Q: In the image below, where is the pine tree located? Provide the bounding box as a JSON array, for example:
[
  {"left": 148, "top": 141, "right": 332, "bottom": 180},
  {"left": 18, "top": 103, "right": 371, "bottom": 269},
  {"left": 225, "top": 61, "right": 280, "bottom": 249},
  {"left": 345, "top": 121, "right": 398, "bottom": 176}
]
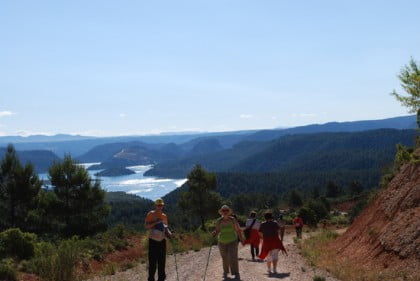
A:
[
  {"left": 0, "top": 145, "right": 41, "bottom": 231},
  {"left": 178, "top": 165, "right": 222, "bottom": 230},
  {"left": 391, "top": 57, "right": 420, "bottom": 115},
  {"left": 289, "top": 189, "right": 303, "bottom": 208},
  {"left": 326, "top": 181, "right": 341, "bottom": 198},
  {"left": 49, "top": 155, "right": 110, "bottom": 236}
]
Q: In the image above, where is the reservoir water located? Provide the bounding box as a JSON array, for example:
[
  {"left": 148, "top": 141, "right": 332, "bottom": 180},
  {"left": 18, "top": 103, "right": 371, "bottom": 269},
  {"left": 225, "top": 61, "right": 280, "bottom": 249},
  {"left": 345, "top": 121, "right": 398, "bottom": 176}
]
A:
[{"left": 39, "top": 163, "right": 187, "bottom": 200}]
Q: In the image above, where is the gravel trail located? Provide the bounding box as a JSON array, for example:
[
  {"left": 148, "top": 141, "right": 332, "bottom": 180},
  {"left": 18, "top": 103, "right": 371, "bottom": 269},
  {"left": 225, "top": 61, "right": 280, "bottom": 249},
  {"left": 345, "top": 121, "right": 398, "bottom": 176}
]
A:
[{"left": 87, "top": 230, "right": 341, "bottom": 281}]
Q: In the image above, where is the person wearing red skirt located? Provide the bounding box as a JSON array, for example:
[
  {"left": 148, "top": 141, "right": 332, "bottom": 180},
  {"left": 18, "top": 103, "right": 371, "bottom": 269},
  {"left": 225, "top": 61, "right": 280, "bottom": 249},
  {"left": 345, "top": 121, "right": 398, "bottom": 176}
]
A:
[{"left": 258, "top": 211, "right": 287, "bottom": 274}]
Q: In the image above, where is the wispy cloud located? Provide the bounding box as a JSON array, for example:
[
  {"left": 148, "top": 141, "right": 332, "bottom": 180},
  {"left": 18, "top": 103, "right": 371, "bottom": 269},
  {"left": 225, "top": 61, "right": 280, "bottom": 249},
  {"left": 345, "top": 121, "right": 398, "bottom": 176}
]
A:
[
  {"left": 14, "top": 130, "right": 55, "bottom": 137},
  {"left": 240, "top": 114, "right": 253, "bottom": 119},
  {"left": 0, "top": 111, "right": 16, "bottom": 117},
  {"left": 292, "top": 113, "right": 317, "bottom": 118},
  {"left": 119, "top": 113, "right": 127, "bottom": 118}
]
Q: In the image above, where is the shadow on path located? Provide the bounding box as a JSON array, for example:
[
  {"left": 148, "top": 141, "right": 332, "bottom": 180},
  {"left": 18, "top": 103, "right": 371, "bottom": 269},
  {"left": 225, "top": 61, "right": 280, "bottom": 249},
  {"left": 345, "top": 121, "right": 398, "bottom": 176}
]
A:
[{"left": 265, "top": 272, "right": 291, "bottom": 279}]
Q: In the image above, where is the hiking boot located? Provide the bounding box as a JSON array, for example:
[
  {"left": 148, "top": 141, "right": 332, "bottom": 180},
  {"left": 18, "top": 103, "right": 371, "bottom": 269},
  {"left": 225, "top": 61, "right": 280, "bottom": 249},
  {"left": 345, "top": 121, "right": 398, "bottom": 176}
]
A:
[
  {"left": 223, "top": 272, "right": 228, "bottom": 279},
  {"left": 234, "top": 273, "right": 240, "bottom": 280}
]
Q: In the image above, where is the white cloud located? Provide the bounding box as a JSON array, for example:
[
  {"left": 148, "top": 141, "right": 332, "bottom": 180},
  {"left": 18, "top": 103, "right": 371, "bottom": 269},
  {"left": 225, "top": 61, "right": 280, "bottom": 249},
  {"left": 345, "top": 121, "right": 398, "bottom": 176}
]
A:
[
  {"left": 119, "top": 113, "right": 127, "bottom": 118},
  {"left": 14, "top": 130, "right": 55, "bottom": 137},
  {"left": 240, "top": 114, "right": 253, "bottom": 119},
  {"left": 0, "top": 111, "right": 16, "bottom": 117},
  {"left": 292, "top": 113, "right": 317, "bottom": 118}
]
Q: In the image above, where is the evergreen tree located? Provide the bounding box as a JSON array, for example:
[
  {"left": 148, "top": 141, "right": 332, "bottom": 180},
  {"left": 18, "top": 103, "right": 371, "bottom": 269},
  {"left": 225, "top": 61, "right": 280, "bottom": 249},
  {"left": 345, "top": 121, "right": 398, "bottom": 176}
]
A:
[
  {"left": 326, "top": 181, "right": 341, "bottom": 198},
  {"left": 49, "top": 155, "right": 110, "bottom": 236},
  {"left": 391, "top": 57, "right": 420, "bottom": 147},
  {"left": 288, "top": 189, "right": 303, "bottom": 208},
  {"left": 298, "top": 207, "right": 317, "bottom": 227},
  {"left": 311, "top": 187, "right": 320, "bottom": 199},
  {"left": 349, "top": 180, "right": 364, "bottom": 195},
  {"left": 178, "top": 165, "right": 222, "bottom": 230},
  {"left": 0, "top": 145, "right": 41, "bottom": 231},
  {"left": 391, "top": 57, "right": 420, "bottom": 115},
  {"left": 305, "top": 199, "right": 329, "bottom": 222}
]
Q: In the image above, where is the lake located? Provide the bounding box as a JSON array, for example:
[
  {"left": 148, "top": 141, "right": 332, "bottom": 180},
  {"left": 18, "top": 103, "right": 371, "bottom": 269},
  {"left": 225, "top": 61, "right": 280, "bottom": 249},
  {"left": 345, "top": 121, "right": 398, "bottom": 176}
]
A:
[{"left": 39, "top": 163, "right": 187, "bottom": 200}]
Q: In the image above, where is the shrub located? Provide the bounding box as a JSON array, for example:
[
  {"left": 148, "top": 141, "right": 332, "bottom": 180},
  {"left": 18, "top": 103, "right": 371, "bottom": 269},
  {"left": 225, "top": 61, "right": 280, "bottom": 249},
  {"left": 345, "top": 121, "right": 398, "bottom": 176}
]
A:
[
  {"left": 313, "top": 276, "right": 326, "bottom": 281},
  {"left": 0, "top": 228, "right": 37, "bottom": 260},
  {"left": 33, "top": 237, "right": 81, "bottom": 281},
  {"left": 0, "top": 259, "right": 17, "bottom": 281},
  {"left": 298, "top": 207, "right": 317, "bottom": 227},
  {"left": 329, "top": 214, "right": 349, "bottom": 225},
  {"left": 306, "top": 200, "right": 329, "bottom": 222}
]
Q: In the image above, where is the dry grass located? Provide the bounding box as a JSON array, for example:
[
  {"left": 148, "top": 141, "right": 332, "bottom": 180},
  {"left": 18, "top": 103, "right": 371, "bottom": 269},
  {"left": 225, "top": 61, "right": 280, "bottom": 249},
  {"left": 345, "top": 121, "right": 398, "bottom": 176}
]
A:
[{"left": 299, "top": 229, "right": 417, "bottom": 281}]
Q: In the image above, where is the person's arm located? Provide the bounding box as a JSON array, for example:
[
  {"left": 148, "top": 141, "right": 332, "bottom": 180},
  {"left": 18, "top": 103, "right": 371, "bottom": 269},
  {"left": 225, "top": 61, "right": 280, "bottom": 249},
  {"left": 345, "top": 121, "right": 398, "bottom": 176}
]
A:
[
  {"left": 233, "top": 219, "right": 244, "bottom": 241},
  {"left": 258, "top": 227, "right": 264, "bottom": 239},
  {"left": 212, "top": 220, "right": 221, "bottom": 237},
  {"left": 144, "top": 213, "right": 162, "bottom": 229}
]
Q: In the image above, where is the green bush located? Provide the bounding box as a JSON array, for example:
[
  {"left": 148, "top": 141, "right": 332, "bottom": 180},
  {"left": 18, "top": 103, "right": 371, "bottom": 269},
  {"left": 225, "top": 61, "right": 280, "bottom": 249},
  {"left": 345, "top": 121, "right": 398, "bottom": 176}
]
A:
[
  {"left": 33, "top": 238, "right": 81, "bottom": 281},
  {"left": 313, "top": 276, "right": 326, "bottom": 281},
  {"left": 306, "top": 200, "right": 329, "bottom": 222},
  {"left": 298, "top": 207, "right": 317, "bottom": 227},
  {"left": 0, "top": 228, "right": 37, "bottom": 260},
  {"left": 0, "top": 259, "right": 17, "bottom": 281},
  {"left": 329, "top": 214, "right": 349, "bottom": 225}
]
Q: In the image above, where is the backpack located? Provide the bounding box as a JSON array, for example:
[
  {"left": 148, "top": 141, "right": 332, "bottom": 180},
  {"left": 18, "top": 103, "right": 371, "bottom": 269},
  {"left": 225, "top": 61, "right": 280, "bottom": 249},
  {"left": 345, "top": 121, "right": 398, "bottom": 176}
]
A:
[{"left": 244, "top": 219, "right": 256, "bottom": 239}]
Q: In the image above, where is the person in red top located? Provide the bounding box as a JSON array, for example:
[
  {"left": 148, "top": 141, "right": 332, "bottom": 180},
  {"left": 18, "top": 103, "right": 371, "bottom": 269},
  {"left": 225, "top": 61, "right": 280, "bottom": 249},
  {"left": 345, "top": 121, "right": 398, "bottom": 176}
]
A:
[
  {"left": 145, "top": 198, "right": 171, "bottom": 281},
  {"left": 293, "top": 215, "right": 304, "bottom": 239}
]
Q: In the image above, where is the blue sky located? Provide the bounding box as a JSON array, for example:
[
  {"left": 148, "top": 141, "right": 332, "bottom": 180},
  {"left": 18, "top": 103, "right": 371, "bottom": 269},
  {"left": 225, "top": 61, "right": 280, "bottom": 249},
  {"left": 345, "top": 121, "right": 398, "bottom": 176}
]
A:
[{"left": 1, "top": 1, "right": 419, "bottom": 136}]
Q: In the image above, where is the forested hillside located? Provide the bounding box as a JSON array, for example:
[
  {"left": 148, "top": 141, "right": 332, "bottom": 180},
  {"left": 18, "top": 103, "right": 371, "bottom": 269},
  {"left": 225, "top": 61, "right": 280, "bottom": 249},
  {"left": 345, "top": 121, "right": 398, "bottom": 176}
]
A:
[{"left": 146, "top": 129, "right": 416, "bottom": 178}]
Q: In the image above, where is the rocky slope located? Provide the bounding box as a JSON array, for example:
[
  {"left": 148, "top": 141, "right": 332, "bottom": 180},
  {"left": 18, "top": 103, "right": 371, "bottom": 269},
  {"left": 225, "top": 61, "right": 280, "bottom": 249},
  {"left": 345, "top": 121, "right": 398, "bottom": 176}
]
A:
[{"left": 330, "top": 147, "right": 420, "bottom": 279}]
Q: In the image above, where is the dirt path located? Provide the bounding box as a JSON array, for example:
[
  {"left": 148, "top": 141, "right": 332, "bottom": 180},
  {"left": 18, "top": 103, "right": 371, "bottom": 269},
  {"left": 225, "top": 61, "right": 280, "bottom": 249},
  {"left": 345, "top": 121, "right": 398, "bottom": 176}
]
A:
[{"left": 87, "top": 229, "right": 341, "bottom": 281}]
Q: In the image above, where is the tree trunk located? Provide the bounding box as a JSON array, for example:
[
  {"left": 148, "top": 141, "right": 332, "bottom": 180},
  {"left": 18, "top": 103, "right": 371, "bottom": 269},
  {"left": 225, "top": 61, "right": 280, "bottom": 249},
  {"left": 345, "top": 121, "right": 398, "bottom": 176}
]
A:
[{"left": 200, "top": 215, "right": 206, "bottom": 231}]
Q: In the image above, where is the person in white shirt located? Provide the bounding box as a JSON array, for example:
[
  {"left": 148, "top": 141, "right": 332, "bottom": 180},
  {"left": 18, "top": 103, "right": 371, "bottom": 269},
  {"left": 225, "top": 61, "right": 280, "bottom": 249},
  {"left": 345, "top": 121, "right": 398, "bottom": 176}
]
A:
[{"left": 245, "top": 211, "right": 261, "bottom": 261}]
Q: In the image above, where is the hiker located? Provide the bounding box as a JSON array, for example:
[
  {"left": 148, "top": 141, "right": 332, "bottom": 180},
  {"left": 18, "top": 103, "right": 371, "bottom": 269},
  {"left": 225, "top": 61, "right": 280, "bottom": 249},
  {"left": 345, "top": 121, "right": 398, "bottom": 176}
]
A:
[
  {"left": 277, "top": 214, "right": 286, "bottom": 241},
  {"left": 212, "top": 205, "right": 244, "bottom": 280},
  {"left": 243, "top": 211, "right": 261, "bottom": 261},
  {"left": 293, "top": 215, "right": 304, "bottom": 239},
  {"left": 145, "top": 198, "right": 172, "bottom": 281},
  {"left": 259, "top": 211, "right": 287, "bottom": 275}
]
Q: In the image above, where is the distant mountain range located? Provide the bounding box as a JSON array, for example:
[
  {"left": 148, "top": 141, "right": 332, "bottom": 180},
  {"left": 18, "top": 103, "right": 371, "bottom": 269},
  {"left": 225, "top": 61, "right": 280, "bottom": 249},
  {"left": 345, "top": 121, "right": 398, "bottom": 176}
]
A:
[
  {"left": 0, "top": 115, "right": 416, "bottom": 157},
  {"left": 0, "top": 115, "right": 417, "bottom": 176}
]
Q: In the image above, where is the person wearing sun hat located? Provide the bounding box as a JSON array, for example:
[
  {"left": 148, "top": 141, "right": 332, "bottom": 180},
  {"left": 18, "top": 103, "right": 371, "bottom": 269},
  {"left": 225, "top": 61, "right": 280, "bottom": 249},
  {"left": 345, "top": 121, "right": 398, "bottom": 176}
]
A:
[
  {"left": 212, "top": 205, "right": 244, "bottom": 280},
  {"left": 145, "top": 198, "right": 171, "bottom": 281}
]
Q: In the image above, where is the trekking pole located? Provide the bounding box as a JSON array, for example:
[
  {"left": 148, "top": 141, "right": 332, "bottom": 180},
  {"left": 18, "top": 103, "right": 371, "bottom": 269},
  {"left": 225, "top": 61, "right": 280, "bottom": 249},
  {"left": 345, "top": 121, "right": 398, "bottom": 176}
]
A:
[
  {"left": 202, "top": 236, "right": 216, "bottom": 281},
  {"left": 169, "top": 237, "right": 180, "bottom": 281}
]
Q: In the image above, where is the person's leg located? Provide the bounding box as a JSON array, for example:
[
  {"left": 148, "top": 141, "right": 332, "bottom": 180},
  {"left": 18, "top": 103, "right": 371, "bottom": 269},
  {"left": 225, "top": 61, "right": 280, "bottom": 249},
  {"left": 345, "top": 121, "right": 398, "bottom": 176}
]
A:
[
  {"left": 250, "top": 245, "right": 255, "bottom": 260},
  {"left": 148, "top": 239, "right": 157, "bottom": 281},
  {"left": 266, "top": 250, "right": 272, "bottom": 273},
  {"left": 218, "top": 242, "right": 230, "bottom": 275},
  {"left": 271, "top": 249, "right": 279, "bottom": 273},
  {"left": 266, "top": 261, "right": 272, "bottom": 273},
  {"left": 228, "top": 241, "right": 239, "bottom": 276},
  {"left": 157, "top": 239, "right": 166, "bottom": 281}
]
